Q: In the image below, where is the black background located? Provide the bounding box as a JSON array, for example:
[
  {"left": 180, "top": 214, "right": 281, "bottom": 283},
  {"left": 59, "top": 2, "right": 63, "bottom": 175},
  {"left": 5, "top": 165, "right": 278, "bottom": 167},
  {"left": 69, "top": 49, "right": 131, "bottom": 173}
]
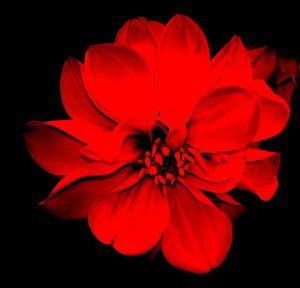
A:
[{"left": 14, "top": 1, "right": 299, "bottom": 286}]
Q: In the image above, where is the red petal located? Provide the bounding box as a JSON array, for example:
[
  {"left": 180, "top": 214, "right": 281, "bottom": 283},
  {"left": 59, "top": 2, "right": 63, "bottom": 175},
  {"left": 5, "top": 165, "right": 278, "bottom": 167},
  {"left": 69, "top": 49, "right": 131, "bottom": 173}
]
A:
[
  {"left": 165, "top": 125, "right": 187, "bottom": 152},
  {"left": 60, "top": 57, "right": 116, "bottom": 129},
  {"left": 276, "top": 81, "right": 296, "bottom": 104},
  {"left": 82, "top": 138, "right": 142, "bottom": 163},
  {"left": 81, "top": 118, "right": 156, "bottom": 162},
  {"left": 115, "top": 17, "right": 163, "bottom": 70},
  {"left": 42, "top": 164, "right": 142, "bottom": 219},
  {"left": 44, "top": 120, "right": 110, "bottom": 144},
  {"left": 24, "top": 121, "right": 90, "bottom": 176},
  {"left": 209, "top": 36, "right": 252, "bottom": 90},
  {"left": 186, "top": 153, "right": 245, "bottom": 193},
  {"left": 214, "top": 193, "right": 245, "bottom": 222},
  {"left": 276, "top": 56, "right": 298, "bottom": 85},
  {"left": 244, "top": 147, "right": 276, "bottom": 162},
  {"left": 247, "top": 46, "right": 276, "bottom": 80},
  {"left": 156, "top": 14, "right": 210, "bottom": 129},
  {"left": 46, "top": 119, "right": 147, "bottom": 164},
  {"left": 82, "top": 44, "right": 156, "bottom": 121},
  {"left": 116, "top": 17, "right": 163, "bottom": 45},
  {"left": 177, "top": 179, "right": 216, "bottom": 206},
  {"left": 247, "top": 46, "right": 268, "bottom": 63},
  {"left": 237, "top": 152, "right": 280, "bottom": 201},
  {"left": 186, "top": 87, "right": 259, "bottom": 152},
  {"left": 252, "top": 80, "right": 290, "bottom": 141},
  {"left": 215, "top": 193, "right": 241, "bottom": 206},
  {"left": 42, "top": 120, "right": 135, "bottom": 164},
  {"left": 46, "top": 161, "right": 128, "bottom": 197},
  {"left": 187, "top": 151, "right": 245, "bottom": 182},
  {"left": 88, "top": 177, "right": 169, "bottom": 255},
  {"left": 275, "top": 56, "right": 298, "bottom": 103},
  {"left": 46, "top": 119, "right": 139, "bottom": 162},
  {"left": 142, "top": 18, "right": 164, "bottom": 42},
  {"left": 161, "top": 183, "right": 232, "bottom": 273}
]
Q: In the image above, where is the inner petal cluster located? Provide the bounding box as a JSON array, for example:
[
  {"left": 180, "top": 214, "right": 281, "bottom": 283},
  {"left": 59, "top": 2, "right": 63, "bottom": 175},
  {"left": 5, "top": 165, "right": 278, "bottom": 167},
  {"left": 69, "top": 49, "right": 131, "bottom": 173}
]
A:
[{"left": 137, "top": 138, "right": 195, "bottom": 185}]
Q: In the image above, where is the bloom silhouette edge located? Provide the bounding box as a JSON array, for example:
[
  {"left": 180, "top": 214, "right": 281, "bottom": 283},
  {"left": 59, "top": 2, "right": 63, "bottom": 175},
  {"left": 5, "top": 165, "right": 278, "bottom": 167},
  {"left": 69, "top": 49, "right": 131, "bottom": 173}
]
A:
[{"left": 24, "top": 14, "right": 292, "bottom": 273}]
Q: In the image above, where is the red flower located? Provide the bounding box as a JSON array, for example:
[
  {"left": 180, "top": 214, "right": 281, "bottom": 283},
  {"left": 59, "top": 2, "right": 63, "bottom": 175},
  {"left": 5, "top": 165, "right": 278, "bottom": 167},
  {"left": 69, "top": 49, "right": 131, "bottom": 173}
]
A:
[{"left": 24, "top": 15, "right": 290, "bottom": 273}]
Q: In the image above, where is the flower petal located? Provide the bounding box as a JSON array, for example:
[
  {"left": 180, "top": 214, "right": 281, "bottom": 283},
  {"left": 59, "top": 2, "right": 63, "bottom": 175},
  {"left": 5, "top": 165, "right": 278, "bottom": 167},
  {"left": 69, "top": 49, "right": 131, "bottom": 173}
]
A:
[
  {"left": 275, "top": 56, "right": 298, "bottom": 103},
  {"left": 42, "top": 120, "right": 138, "bottom": 163},
  {"left": 161, "top": 183, "right": 232, "bottom": 273},
  {"left": 214, "top": 193, "right": 245, "bottom": 222},
  {"left": 81, "top": 118, "right": 156, "bottom": 162},
  {"left": 24, "top": 121, "right": 91, "bottom": 176},
  {"left": 46, "top": 161, "right": 128, "bottom": 197},
  {"left": 115, "top": 17, "right": 163, "bottom": 70},
  {"left": 252, "top": 80, "right": 290, "bottom": 141},
  {"left": 187, "top": 150, "right": 246, "bottom": 182},
  {"left": 45, "top": 119, "right": 147, "bottom": 164},
  {"left": 237, "top": 152, "right": 280, "bottom": 201},
  {"left": 215, "top": 193, "right": 241, "bottom": 206},
  {"left": 165, "top": 124, "right": 187, "bottom": 152},
  {"left": 276, "top": 56, "right": 298, "bottom": 85},
  {"left": 156, "top": 14, "right": 210, "bottom": 130},
  {"left": 60, "top": 57, "right": 116, "bottom": 129},
  {"left": 82, "top": 44, "right": 156, "bottom": 121},
  {"left": 244, "top": 147, "right": 276, "bottom": 162},
  {"left": 247, "top": 46, "right": 268, "bottom": 63},
  {"left": 209, "top": 35, "right": 252, "bottom": 90},
  {"left": 186, "top": 153, "right": 245, "bottom": 193},
  {"left": 186, "top": 87, "right": 259, "bottom": 152},
  {"left": 42, "top": 164, "right": 142, "bottom": 219},
  {"left": 88, "top": 177, "right": 169, "bottom": 255},
  {"left": 276, "top": 81, "right": 296, "bottom": 104},
  {"left": 44, "top": 120, "right": 110, "bottom": 144},
  {"left": 247, "top": 46, "right": 276, "bottom": 80},
  {"left": 143, "top": 18, "right": 164, "bottom": 42}
]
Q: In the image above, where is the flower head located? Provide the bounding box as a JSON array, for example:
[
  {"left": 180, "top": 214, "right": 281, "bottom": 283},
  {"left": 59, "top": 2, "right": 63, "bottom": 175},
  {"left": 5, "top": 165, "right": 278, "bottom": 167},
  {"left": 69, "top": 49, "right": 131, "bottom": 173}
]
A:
[{"left": 24, "top": 15, "right": 290, "bottom": 273}]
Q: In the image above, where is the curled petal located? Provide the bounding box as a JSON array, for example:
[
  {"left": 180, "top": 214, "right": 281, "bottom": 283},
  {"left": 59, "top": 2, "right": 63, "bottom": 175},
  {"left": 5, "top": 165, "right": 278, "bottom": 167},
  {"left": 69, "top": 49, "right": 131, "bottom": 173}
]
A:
[
  {"left": 45, "top": 161, "right": 128, "bottom": 198},
  {"left": 88, "top": 177, "right": 169, "bottom": 255},
  {"left": 186, "top": 87, "right": 259, "bottom": 152},
  {"left": 244, "top": 147, "right": 276, "bottom": 162},
  {"left": 24, "top": 121, "right": 91, "bottom": 176},
  {"left": 82, "top": 44, "right": 156, "bottom": 121},
  {"left": 247, "top": 46, "right": 276, "bottom": 80},
  {"left": 82, "top": 118, "right": 156, "bottom": 162},
  {"left": 38, "top": 120, "right": 138, "bottom": 163},
  {"left": 186, "top": 153, "right": 245, "bottom": 193},
  {"left": 44, "top": 120, "right": 110, "bottom": 144},
  {"left": 162, "top": 183, "right": 232, "bottom": 273},
  {"left": 187, "top": 151, "right": 245, "bottom": 182},
  {"left": 41, "top": 164, "right": 142, "bottom": 219},
  {"left": 165, "top": 125, "right": 187, "bottom": 152},
  {"left": 252, "top": 80, "right": 290, "bottom": 141},
  {"left": 238, "top": 152, "right": 280, "bottom": 201},
  {"left": 115, "top": 17, "right": 163, "bottom": 70},
  {"left": 247, "top": 46, "right": 268, "bottom": 63},
  {"left": 214, "top": 193, "right": 245, "bottom": 222},
  {"left": 275, "top": 57, "right": 298, "bottom": 103},
  {"left": 60, "top": 57, "right": 116, "bottom": 129},
  {"left": 276, "top": 81, "right": 296, "bottom": 104},
  {"left": 276, "top": 56, "right": 298, "bottom": 85}
]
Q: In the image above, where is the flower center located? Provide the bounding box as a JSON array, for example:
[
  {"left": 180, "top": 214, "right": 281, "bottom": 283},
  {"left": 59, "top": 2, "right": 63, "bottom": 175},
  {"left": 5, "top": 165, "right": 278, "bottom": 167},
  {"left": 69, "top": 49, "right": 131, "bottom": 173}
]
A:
[{"left": 137, "top": 138, "right": 194, "bottom": 185}]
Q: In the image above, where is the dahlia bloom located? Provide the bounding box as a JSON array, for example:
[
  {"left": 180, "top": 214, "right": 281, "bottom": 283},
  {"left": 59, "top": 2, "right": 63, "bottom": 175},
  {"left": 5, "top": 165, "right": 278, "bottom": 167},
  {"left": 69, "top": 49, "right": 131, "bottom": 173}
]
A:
[{"left": 24, "top": 15, "right": 290, "bottom": 273}]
